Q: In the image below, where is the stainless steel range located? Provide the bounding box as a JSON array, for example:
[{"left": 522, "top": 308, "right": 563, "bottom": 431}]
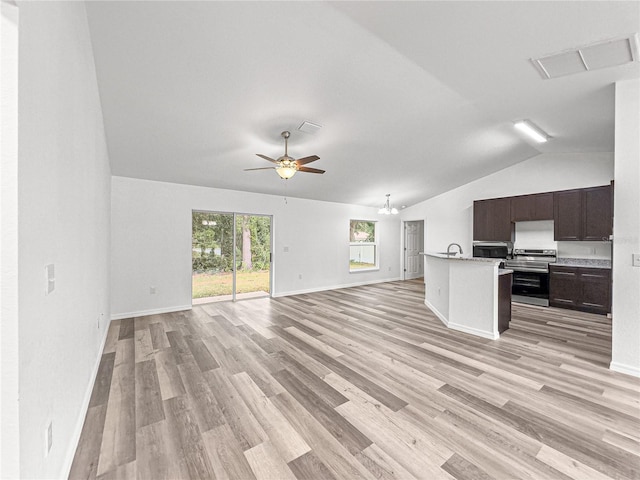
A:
[{"left": 504, "top": 248, "right": 557, "bottom": 306}]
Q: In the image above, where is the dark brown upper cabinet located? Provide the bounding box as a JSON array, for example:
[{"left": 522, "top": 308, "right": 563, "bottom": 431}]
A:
[
  {"left": 554, "top": 185, "right": 612, "bottom": 241},
  {"left": 473, "top": 197, "right": 514, "bottom": 241},
  {"left": 583, "top": 185, "right": 613, "bottom": 241},
  {"left": 510, "top": 192, "right": 554, "bottom": 222},
  {"left": 553, "top": 190, "right": 582, "bottom": 240}
]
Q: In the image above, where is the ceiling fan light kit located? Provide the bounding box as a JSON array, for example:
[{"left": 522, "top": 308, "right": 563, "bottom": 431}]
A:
[
  {"left": 246, "top": 130, "right": 325, "bottom": 180},
  {"left": 378, "top": 194, "right": 399, "bottom": 215}
]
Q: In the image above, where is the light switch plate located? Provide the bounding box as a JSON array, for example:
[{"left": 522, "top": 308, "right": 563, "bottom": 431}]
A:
[{"left": 633, "top": 254, "right": 640, "bottom": 267}]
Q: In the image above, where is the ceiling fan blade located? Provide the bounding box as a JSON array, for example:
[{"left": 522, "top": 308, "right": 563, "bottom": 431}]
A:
[
  {"left": 295, "top": 155, "right": 320, "bottom": 166},
  {"left": 298, "top": 166, "right": 325, "bottom": 174},
  {"left": 256, "top": 154, "right": 278, "bottom": 163},
  {"left": 244, "top": 167, "right": 276, "bottom": 171}
]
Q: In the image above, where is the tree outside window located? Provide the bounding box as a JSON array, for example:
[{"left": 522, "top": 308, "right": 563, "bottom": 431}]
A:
[{"left": 349, "top": 220, "right": 378, "bottom": 272}]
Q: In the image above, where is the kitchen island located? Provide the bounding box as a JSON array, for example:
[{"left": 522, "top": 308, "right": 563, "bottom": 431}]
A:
[{"left": 422, "top": 252, "right": 512, "bottom": 339}]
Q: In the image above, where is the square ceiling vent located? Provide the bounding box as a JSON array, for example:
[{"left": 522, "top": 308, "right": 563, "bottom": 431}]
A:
[{"left": 531, "top": 34, "right": 639, "bottom": 79}]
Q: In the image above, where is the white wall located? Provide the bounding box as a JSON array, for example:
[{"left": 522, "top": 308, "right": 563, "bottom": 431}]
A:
[
  {"left": 1, "top": 2, "right": 20, "bottom": 478},
  {"left": 17, "top": 3, "right": 112, "bottom": 478},
  {"left": 514, "top": 220, "right": 611, "bottom": 260},
  {"left": 111, "top": 176, "right": 402, "bottom": 318},
  {"left": 611, "top": 79, "right": 640, "bottom": 377},
  {"left": 401, "top": 152, "right": 614, "bottom": 253}
]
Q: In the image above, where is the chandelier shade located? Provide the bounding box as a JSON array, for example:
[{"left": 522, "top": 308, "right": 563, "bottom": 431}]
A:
[{"left": 378, "top": 194, "right": 398, "bottom": 215}]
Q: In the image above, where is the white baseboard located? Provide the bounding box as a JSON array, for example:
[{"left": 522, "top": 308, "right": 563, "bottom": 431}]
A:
[
  {"left": 110, "top": 304, "right": 192, "bottom": 320},
  {"left": 273, "top": 277, "right": 402, "bottom": 298},
  {"left": 447, "top": 321, "right": 499, "bottom": 340},
  {"left": 424, "top": 299, "right": 448, "bottom": 327},
  {"left": 610, "top": 361, "right": 640, "bottom": 378},
  {"left": 425, "top": 299, "right": 498, "bottom": 340},
  {"left": 60, "top": 319, "right": 111, "bottom": 479}
]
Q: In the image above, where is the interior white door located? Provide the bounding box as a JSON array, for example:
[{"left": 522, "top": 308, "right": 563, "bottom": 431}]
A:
[{"left": 404, "top": 221, "right": 424, "bottom": 280}]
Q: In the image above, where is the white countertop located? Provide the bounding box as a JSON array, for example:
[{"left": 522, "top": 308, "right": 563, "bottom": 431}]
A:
[{"left": 421, "top": 252, "right": 501, "bottom": 264}]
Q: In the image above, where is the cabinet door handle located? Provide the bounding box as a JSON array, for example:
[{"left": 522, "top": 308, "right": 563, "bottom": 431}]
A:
[
  {"left": 583, "top": 302, "right": 604, "bottom": 307},
  {"left": 553, "top": 272, "right": 575, "bottom": 276},
  {"left": 582, "top": 274, "right": 606, "bottom": 278}
]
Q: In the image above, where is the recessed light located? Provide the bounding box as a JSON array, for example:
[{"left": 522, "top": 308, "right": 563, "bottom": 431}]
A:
[{"left": 514, "top": 120, "right": 550, "bottom": 143}]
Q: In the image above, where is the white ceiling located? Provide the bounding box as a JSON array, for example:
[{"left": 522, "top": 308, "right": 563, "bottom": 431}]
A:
[{"left": 85, "top": 1, "right": 640, "bottom": 209}]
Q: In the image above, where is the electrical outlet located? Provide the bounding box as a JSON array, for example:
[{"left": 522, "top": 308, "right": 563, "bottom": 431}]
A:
[
  {"left": 97, "top": 315, "right": 100, "bottom": 329},
  {"left": 150, "top": 286, "right": 156, "bottom": 294},
  {"left": 438, "top": 287, "right": 441, "bottom": 296},
  {"left": 283, "top": 246, "right": 289, "bottom": 253},
  {"left": 298, "top": 274, "right": 302, "bottom": 280},
  {"left": 633, "top": 253, "right": 640, "bottom": 267},
  {"left": 45, "top": 421, "right": 52, "bottom": 457}
]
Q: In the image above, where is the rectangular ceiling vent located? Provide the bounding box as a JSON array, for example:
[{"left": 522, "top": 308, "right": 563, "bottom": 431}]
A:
[
  {"left": 298, "top": 121, "right": 322, "bottom": 134},
  {"left": 531, "top": 34, "right": 639, "bottom": 79}
]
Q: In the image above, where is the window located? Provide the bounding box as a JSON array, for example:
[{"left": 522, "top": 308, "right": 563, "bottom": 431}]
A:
[{"left": 349, "top": 220, "right": 378, "bottom": 272}]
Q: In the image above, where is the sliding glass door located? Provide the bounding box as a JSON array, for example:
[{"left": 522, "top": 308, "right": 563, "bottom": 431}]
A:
[{"left": 192, "top": 211, "right": 271, "bottom": 303}]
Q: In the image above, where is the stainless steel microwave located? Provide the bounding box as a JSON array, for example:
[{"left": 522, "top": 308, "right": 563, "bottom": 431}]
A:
[{"left": 472, "top": 242, "right": 512, "bottom": 259}]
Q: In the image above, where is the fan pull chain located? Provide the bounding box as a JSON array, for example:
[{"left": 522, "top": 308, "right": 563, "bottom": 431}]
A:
[{"left": 283, "top": 179, "right": 288, "bottom": 204}]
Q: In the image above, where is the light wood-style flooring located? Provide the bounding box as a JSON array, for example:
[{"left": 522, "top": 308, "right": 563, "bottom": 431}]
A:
[{"left": 70, "top": 280, "right": 640, "bottom": 479}]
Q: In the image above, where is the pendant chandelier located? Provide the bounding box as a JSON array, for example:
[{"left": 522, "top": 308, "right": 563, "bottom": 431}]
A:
[{"left": 378, "top": 194, "right": 398, "bottom": 215}]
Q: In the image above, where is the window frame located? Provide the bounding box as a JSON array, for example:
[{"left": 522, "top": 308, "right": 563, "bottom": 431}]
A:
[{"left": 349, "top": 219, "right": 379, "bottom": 273}]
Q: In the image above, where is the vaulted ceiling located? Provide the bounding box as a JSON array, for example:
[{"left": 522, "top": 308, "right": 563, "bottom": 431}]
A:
[{"left": 85, "top": 1, "right": 640, "bottom": 208}]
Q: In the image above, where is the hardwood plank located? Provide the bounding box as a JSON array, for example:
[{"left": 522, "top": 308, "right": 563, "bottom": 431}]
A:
[
  {"left": 204, "top": 368, "right": 268, "bottom": 451},
  {"left": 164, "top": 395, "right": 216, "bottom": 479},
  {"left": 68, "top": 404, "right": 108, "bottom": 480},
  {"left": 244, "top": 441, "right": 297, "bottom": 480},
  {"left": 154, "top": 347, "right": 186, "bottom": 400},
  {"left": 273, "top": 368, "right": 372, "bottom": 455},
  {"left": 271, "top": 351, "right": 348, "bottom": 408},
  {"left": 117, "top": 318, "right": 134, "bottom": 340},
  {"left": 440, "top": 453, "right": 493, "bottom": 480},
  {"left": 287, "top": 450, "right": 337, "bottom": 480},
  {"left": 185, "top": 336, "right": 220, "bottom": 372},
  {"left": 89, "top": 352, "right": 116, "bottom": 408},
  {"left": 96, "top": 339, "right": 135, "bottom": 477},
  {"left": 149, "top": 322, "right": 170, "bottom": 350},
  {"left": 134, "top": 327, "right": 154, "bottom": 363},
  {"left": 177, "top": 360, "right": 225, "bottom": 432},
  {"left": 135, "top": 420, "right": 184, "bottom": 480},
  {"left": 271, "top": 392, "right": 376, "bottom": 480},
  {"left": 166, "top": 330, "right": 194, "bottom": 365},
  {"left": 231, "top": 371, "right": 311, "bottom": 463},
  {"left": 202, "top": 424, "right": 257, "bottom": 480},
  {"left": 102, "top": 321, "right": 120, "bottom": 355},
  {"left": 135, "top": 359, "right": 165, "bottom": 428},
  {"left": 95, "top": 460, "right": 135, "bottom": 480},
  {"left": 355, "top": 444, "right": 418, "bottom": 480}
]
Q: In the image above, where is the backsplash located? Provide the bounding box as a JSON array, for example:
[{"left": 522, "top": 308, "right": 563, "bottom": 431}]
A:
[
  {"left": 513, "top": 219, "right": 611, "bottom": 259},
  {"left": 514, "top": 220, "right": 556, "bottom": 249},
  {"left": 557, "top": 241, "right": 612, "bottom": 260}
]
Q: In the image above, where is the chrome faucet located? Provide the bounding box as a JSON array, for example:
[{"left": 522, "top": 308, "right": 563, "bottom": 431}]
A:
[{"left": 447, "top": 243, "right": 463, "bottom": 256}]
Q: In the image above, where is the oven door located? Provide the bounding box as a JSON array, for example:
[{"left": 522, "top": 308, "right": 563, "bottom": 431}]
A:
[{"left": 512, "top": 270, "right": 549, "bottom": 299}]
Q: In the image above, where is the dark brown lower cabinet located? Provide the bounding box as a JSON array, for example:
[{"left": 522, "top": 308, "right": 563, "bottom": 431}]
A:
[
  {"left": 498, "top": 272, "right": 512, "bottom": 333},
  {"left": 549, "top": 265, "right": 611, "bottom": 315}
]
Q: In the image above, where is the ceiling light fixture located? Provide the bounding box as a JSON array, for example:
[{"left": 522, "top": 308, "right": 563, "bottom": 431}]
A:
[
  {"left": 276, "top": 159, "right": 297, "bottom": 179},
  {"left": 514, "top": 120, "right": 550, "bottom": 143},
  {"left": 378, "top": 194, "right": 399, "bottom": 215}
]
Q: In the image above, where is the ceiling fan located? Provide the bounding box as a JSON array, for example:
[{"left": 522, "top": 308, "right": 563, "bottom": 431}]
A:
[{"left": 245, "top": 131, "right": 325, "bottom": 180}]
